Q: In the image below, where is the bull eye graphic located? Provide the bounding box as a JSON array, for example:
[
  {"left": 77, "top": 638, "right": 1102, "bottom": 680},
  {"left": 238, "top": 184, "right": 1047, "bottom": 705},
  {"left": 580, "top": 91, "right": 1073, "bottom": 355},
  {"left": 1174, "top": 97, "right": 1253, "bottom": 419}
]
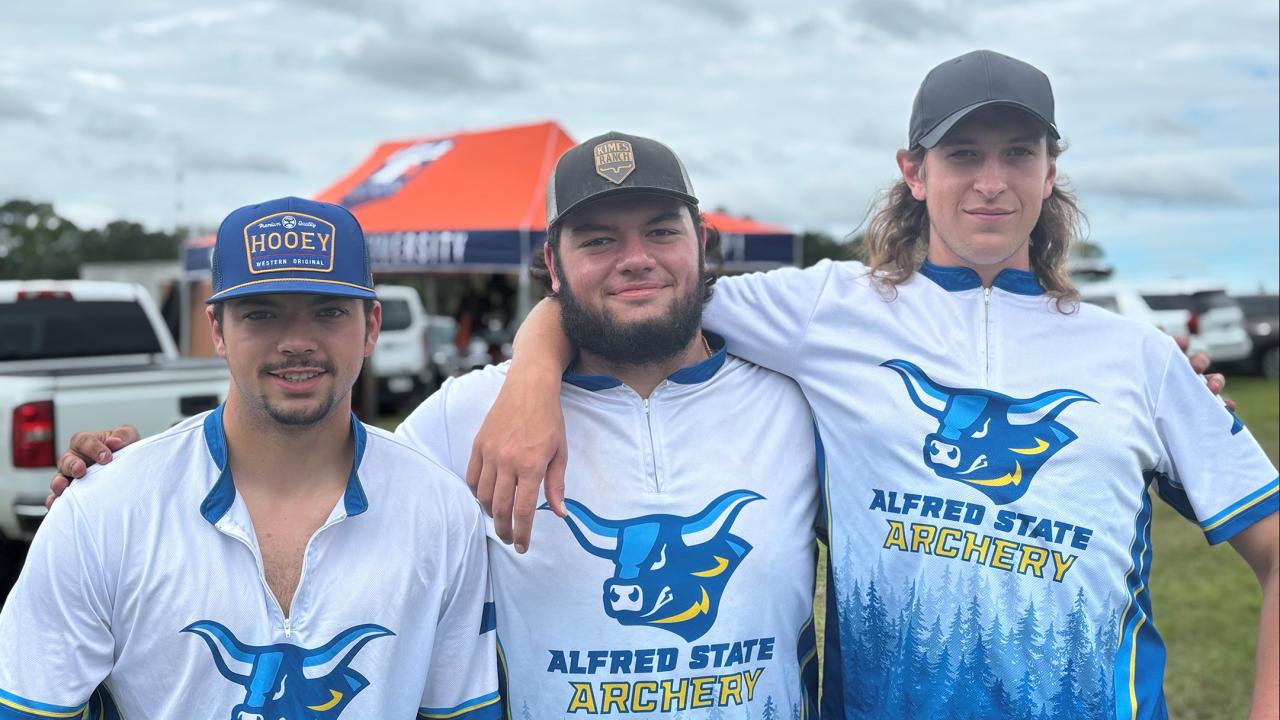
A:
[
  {"left": 545, "top": 490, "right": 762, "bottom": 642},
  {"left": 882, "top": 359, "right": 1094, "bottom": 505},
  {"left": 182, "top": 620, "right": 393, "bottom": 719}
]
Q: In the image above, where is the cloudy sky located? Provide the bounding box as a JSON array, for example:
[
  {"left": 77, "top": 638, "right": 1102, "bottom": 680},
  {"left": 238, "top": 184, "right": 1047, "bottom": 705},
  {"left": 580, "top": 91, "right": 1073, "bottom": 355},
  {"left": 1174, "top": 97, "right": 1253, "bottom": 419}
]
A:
[{"left": 3, "top": 0, "right": 1277, "bottom": 291}]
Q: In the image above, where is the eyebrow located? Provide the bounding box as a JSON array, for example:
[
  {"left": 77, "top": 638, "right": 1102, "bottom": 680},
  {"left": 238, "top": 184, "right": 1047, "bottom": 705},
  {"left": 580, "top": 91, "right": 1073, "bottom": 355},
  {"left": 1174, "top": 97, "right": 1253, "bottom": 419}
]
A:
[{"left": 569, "top": 212, "right": 683, "bottom": 234}]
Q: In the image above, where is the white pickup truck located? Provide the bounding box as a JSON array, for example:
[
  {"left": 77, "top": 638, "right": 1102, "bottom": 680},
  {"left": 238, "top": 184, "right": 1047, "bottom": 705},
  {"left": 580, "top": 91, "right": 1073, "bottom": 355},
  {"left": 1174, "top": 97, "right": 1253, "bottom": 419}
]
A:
[{"left": 0, "top": 280, "right": 229, "bottom": 546}]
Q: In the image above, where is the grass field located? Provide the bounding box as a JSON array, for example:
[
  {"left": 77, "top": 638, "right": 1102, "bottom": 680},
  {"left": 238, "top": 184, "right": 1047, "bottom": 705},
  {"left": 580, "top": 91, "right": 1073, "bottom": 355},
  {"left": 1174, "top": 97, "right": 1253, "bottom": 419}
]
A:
[{"left": 1150, "top": 377, "right": 1278, "bottom": 719}]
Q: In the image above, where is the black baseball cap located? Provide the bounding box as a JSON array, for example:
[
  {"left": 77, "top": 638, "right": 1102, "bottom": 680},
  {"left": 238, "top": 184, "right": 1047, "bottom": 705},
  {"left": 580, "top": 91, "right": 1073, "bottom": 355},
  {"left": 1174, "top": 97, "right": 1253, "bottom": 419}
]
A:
[
  {"left": 909, "top": 50, "right": 1059, "bottom": 149},
  {"left": 546, "top": 131, "right": 698, "bottom": 228}
]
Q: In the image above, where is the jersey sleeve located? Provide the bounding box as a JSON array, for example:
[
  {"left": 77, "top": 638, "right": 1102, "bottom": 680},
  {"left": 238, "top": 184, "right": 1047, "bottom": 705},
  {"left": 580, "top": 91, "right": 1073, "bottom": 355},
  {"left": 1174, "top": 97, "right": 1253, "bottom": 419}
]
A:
[
  {"left": 702, "top": 259, "right": 838, "bottom": 376},
  {"left": 417, "top": 507, "right": 501, "bottom": 720},
  {"left": 1149, "top": 341, "right": 1279, "bottom": 545},
  {"left": 0, "top": 493, "right": 114, "bottom": 717},
  {"left": 396, "top": 380, "right": 459, "bottom": 474}
]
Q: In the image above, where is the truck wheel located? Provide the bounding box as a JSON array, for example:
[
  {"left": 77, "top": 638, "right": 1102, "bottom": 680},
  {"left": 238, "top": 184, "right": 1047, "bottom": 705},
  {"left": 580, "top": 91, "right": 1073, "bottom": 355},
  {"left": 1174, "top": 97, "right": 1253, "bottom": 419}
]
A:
[{"left": 1262, "top": 347, "right": 1279, "bottom": 380}]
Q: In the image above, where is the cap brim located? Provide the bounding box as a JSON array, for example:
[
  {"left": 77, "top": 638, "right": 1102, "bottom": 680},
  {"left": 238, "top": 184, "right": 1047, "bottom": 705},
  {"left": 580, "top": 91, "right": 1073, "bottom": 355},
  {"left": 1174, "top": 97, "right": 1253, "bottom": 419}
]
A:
[
  {"left": 550, "top": 187, "right": 699, "bottom": 228},
  {"left": 207, "top": 279, "right": 377, "bottom": 304},
  {"left": 916, "top": 100, "right": 1060, "bottom": 149}
]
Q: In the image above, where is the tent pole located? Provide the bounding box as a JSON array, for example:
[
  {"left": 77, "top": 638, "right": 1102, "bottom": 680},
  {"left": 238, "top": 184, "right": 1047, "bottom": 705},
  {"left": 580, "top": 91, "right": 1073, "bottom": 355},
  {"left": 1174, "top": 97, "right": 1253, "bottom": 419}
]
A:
[{"left": 516, "top": 228, "right": 532, "bottom": 324}]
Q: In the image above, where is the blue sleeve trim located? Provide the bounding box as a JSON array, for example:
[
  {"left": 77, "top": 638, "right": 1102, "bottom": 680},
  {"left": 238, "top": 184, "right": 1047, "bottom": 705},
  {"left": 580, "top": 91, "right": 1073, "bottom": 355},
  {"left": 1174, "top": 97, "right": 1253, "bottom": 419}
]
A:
[
  {"left": 0, "top": 687, "right": 88, "bottom": 719},
  {"left": 420, "top": 691, "right": 501, "bottom": 719},
  {"left": 1202, "top": 477, "right": 1279, "bottom": 545}
]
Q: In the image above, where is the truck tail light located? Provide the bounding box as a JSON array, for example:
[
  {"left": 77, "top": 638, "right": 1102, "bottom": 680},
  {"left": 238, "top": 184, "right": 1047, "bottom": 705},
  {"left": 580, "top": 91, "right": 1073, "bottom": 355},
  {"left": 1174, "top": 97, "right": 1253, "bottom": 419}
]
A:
[
  {"left": 16, "top": 290, "right": 73, "bottom": 301},
  {"left": 1187, "top": 312, "right": 1200, "bottom": 336},
  {"left": 12, "top": 401, "right": 55, "bottom": 468}
]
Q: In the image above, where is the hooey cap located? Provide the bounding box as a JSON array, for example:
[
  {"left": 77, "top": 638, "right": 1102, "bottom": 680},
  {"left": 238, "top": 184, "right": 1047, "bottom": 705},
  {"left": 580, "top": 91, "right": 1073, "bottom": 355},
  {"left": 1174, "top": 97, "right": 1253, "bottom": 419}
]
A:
[
  {"left": 207, "top": 196, "right": 375, "bottom": 303},
  {"left": 545, "top": 131, "right": 698, "bottom": 228}
]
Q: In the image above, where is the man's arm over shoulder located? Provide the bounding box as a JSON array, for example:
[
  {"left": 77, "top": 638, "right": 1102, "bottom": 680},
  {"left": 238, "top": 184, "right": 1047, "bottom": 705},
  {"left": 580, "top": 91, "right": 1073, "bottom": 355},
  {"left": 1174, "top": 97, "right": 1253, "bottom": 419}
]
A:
[
  {"left": 416, "top": 504, "right": 500, "bottom": 720},
  {"left": 0, "top": 491, "right": 115, "bottom": 715},
  {"left": 396, "top": 366, "right": 507, "bottom": 480},
  {"left": 704, "top": 259, "right": 843, "bottom": 376}
]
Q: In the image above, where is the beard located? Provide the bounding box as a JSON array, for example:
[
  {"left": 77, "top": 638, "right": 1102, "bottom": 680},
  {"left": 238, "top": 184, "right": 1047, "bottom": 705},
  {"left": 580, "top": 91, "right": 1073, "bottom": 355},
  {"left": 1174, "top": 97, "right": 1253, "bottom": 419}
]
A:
[
  {"left": 244, "top": 357, "right": 343, "bottom": 429},
  {"left": 555, "top": 256, "right": 707, "bottom": 368}
]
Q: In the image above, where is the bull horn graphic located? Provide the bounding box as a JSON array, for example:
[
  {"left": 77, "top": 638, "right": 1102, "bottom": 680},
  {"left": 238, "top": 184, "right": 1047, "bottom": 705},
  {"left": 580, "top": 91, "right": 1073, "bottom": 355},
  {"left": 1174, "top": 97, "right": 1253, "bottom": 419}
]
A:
[
  {"left": 181, "top": 620, "right": 258, "bottom": 683},
  {"left": 300, "top": 624, "right": 395, "bottom": 679},
  {"left": 880, "top": 359, "right": 949, "bottom": 416},
  {"left": 680, "top": 490, "right": 763, "bottom": 546},
  {"left": 553, "top": 499, "right": 626, "bottom": 558},
  {"left": 1007, "top": 389, "right": 1095, "bottom": 426}
]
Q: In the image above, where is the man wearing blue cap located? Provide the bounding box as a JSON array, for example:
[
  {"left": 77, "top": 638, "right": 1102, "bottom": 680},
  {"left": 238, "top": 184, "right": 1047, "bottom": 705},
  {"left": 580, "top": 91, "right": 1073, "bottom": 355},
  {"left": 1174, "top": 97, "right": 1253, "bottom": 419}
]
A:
[{"left": 0, "top": 197, "right": 500, "bottom": 719}]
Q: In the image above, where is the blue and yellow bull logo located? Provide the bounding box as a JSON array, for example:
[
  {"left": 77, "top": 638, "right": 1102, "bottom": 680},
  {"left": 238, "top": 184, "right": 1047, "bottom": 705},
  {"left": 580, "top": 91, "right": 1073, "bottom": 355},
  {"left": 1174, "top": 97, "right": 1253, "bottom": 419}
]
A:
[
  {"left": 883, "top": 359, "right": 1094, "bottom": 505},
  {"left": 548, "top": 489, "right": 762, "bottom": 642},
  {"left": 183, "top": 620, "right": 392, "bottom": 719}
]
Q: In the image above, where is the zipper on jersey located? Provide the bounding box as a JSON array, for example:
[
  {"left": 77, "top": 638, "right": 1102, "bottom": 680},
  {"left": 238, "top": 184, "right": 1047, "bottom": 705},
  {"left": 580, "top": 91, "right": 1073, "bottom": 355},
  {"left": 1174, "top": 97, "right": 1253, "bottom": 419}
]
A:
[
  {"left": 219, "top": 511, "right": 347, "bottom": 639},
  {"left": 982, "top": 286, "right": 993, "bottom": 385},
  {"left": 643, "top": 396, "right": 662, "bottom": 492}
]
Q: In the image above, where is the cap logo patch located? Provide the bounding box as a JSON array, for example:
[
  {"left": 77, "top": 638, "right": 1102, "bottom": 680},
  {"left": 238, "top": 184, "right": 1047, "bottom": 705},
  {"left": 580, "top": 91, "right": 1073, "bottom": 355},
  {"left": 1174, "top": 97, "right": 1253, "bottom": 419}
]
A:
[
  {"left": 243, "top": 212, "right": 336, "bottom": 275},
  {"left": 594, "top": 140, "right": 635, "bottom": 184}
]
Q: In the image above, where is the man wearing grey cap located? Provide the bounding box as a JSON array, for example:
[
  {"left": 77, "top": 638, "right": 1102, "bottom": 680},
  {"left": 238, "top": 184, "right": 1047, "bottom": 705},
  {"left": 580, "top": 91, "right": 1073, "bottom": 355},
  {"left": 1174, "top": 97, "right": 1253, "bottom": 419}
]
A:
[{"left": 472, "top": 50, "right": 1279, "bottom": 718}]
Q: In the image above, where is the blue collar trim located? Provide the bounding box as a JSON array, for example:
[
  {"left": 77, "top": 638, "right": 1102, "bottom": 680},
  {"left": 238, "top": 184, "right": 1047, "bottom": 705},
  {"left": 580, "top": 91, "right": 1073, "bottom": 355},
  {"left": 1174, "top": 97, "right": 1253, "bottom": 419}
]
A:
[
  {"left": 199, "top": 404, "right": 369, "bottom": 524},
  {"left": 561, "top": 333, "right": 727, "bottom": 392},
  {"left": 919, "top": 260, "right": 1044, "bottom": 296}
]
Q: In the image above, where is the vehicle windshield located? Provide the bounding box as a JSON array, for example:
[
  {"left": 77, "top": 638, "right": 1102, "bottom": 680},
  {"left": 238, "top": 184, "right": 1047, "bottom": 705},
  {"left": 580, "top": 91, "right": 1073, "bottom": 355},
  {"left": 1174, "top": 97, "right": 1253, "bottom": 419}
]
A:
[
  {"left": 426, "top": 319, "right": 457, "bottom": 348},
  {"left": 1142, "top": 291, "right": 1237, "bottom": 313},
  {"left": 0, "top": 299, "right": 163, "bottom": 361},
  {"left": 380, "top": 299, "right": 413, "bottom": 331}
]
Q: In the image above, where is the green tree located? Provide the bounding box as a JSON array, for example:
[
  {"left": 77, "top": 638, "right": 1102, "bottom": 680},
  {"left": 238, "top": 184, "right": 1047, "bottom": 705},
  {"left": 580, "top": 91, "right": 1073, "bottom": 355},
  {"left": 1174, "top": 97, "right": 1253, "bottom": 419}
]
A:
[
  {"left": 0, "top": 199, "right": 183, "bottom": 280},
  {"left": 0, "top": 200, "right": 83, "bottom": 279},
  {"left": 800, "top": 231, "right": 863, "bottom": 267}
]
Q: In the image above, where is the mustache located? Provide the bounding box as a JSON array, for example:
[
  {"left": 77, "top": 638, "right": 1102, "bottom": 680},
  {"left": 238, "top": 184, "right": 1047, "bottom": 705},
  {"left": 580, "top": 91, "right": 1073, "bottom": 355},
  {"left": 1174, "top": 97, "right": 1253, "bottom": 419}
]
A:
[{"left": 260, "top": 358, "right": 335, "bottom": 374}]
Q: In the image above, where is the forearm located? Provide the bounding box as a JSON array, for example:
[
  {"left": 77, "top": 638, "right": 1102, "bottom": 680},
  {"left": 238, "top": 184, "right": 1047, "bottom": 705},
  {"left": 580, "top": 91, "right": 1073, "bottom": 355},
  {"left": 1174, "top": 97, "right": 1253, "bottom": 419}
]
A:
[
  {"left": 1250, "top": 564, "right": 1279, "bottom": 720},
  {"left": 510, "top": 298, "right": 572, "bottom": 374}
]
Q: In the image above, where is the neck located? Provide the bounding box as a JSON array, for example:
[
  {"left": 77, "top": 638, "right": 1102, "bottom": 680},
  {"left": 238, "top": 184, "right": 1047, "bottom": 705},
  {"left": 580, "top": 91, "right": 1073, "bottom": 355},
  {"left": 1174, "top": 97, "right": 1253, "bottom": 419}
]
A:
[
  {"left": 221, "top": 391, "right": 355, "bottom": 497},
  {"left": 926, "top": 238, "right": 1032, "bottom": 287},
  {"left": 573, "top": 330, "right": 710, "bottom": 398}
]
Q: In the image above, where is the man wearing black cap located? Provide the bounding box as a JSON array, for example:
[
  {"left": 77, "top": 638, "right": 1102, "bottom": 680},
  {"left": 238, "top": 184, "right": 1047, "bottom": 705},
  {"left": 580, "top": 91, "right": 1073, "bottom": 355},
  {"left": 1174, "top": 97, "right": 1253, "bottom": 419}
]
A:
[
  {"left": 469, "top": 51, "right": 1278, "bottom": 718},
  {"left": 397, "top": 132, "right": 823, "bottom": 716},
  {"left": 5, "top": 197, "right": 501, "bottom": 719}
]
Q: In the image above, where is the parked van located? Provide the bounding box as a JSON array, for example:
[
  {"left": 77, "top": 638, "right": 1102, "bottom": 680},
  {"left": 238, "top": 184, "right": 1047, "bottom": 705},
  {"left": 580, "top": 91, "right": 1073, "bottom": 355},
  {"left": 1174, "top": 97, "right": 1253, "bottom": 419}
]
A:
[
  {"left": 1077, "top": 281, "right": 1190, "bottom": 338},
  {"left": 370, "top": 284, "right": 430, "bottom": 410}
]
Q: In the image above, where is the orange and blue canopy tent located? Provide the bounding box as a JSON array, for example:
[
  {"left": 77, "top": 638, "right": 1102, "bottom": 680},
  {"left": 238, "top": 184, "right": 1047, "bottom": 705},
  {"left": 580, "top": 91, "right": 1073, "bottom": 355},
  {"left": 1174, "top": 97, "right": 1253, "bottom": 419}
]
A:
[{"left": 185, "top": 120, "right": 796, "bottom": 276}]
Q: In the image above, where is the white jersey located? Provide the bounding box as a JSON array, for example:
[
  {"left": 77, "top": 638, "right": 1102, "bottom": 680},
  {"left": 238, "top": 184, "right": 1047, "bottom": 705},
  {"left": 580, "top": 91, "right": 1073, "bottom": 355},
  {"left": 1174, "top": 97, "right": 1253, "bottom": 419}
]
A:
[
  {"left": 0, "top": 406, "right": 500, "bottom": 720},
  {"left": 704, "top": 260, "right": 1278, "bottom": 720},
  {"left": 398, "top": 340, "right": 822, "bottom": 719}
]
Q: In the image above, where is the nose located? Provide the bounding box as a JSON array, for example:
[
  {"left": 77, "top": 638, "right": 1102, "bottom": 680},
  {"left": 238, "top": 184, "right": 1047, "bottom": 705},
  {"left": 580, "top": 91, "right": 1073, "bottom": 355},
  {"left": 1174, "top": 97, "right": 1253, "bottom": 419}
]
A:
[
  {"left": 605, "top": 581, "right": 645, "bottom": 612},
  {"left": 615, "top": 235, "right": 655, "bottom": 274},
  {"left": 277, "top": 316, "right": 318, "bottom": 356},
  {"left": 973, "top": 157, "right": 1007, "bottom": 199}
]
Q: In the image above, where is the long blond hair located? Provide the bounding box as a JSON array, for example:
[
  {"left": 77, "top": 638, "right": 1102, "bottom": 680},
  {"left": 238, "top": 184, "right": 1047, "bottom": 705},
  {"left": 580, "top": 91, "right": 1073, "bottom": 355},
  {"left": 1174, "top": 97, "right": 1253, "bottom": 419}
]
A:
[{"left": 863, "top": 139, "right": 1086, "bottom": 310}]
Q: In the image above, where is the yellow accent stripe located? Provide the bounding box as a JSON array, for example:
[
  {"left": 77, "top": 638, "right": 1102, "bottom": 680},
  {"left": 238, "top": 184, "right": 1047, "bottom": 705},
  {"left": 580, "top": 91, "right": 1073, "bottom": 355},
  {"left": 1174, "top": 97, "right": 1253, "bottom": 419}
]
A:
[
  {"left": 1128, "top": 611, "right": 1147, "bottom": 715},
  {"left": 1011, "top": 438, "right": 1050, "bottom": 455},
  {"left": 419, "top": 694, "right": 501, "bottom": 719},
  {"left": 0, "top": 696, "right": 88, "bottom": 718},
  {"left": 1202, "top": 485, "right": 1279, "bottom": 532},
  {"left": 209, "top": 276, "right": 374, "bottom": 299},
  {"left": 652, "top": 587, "right": 710, "bottom": 624},
  {"left": 691, "top": 556, "right": 729, "bottom": 577}
]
